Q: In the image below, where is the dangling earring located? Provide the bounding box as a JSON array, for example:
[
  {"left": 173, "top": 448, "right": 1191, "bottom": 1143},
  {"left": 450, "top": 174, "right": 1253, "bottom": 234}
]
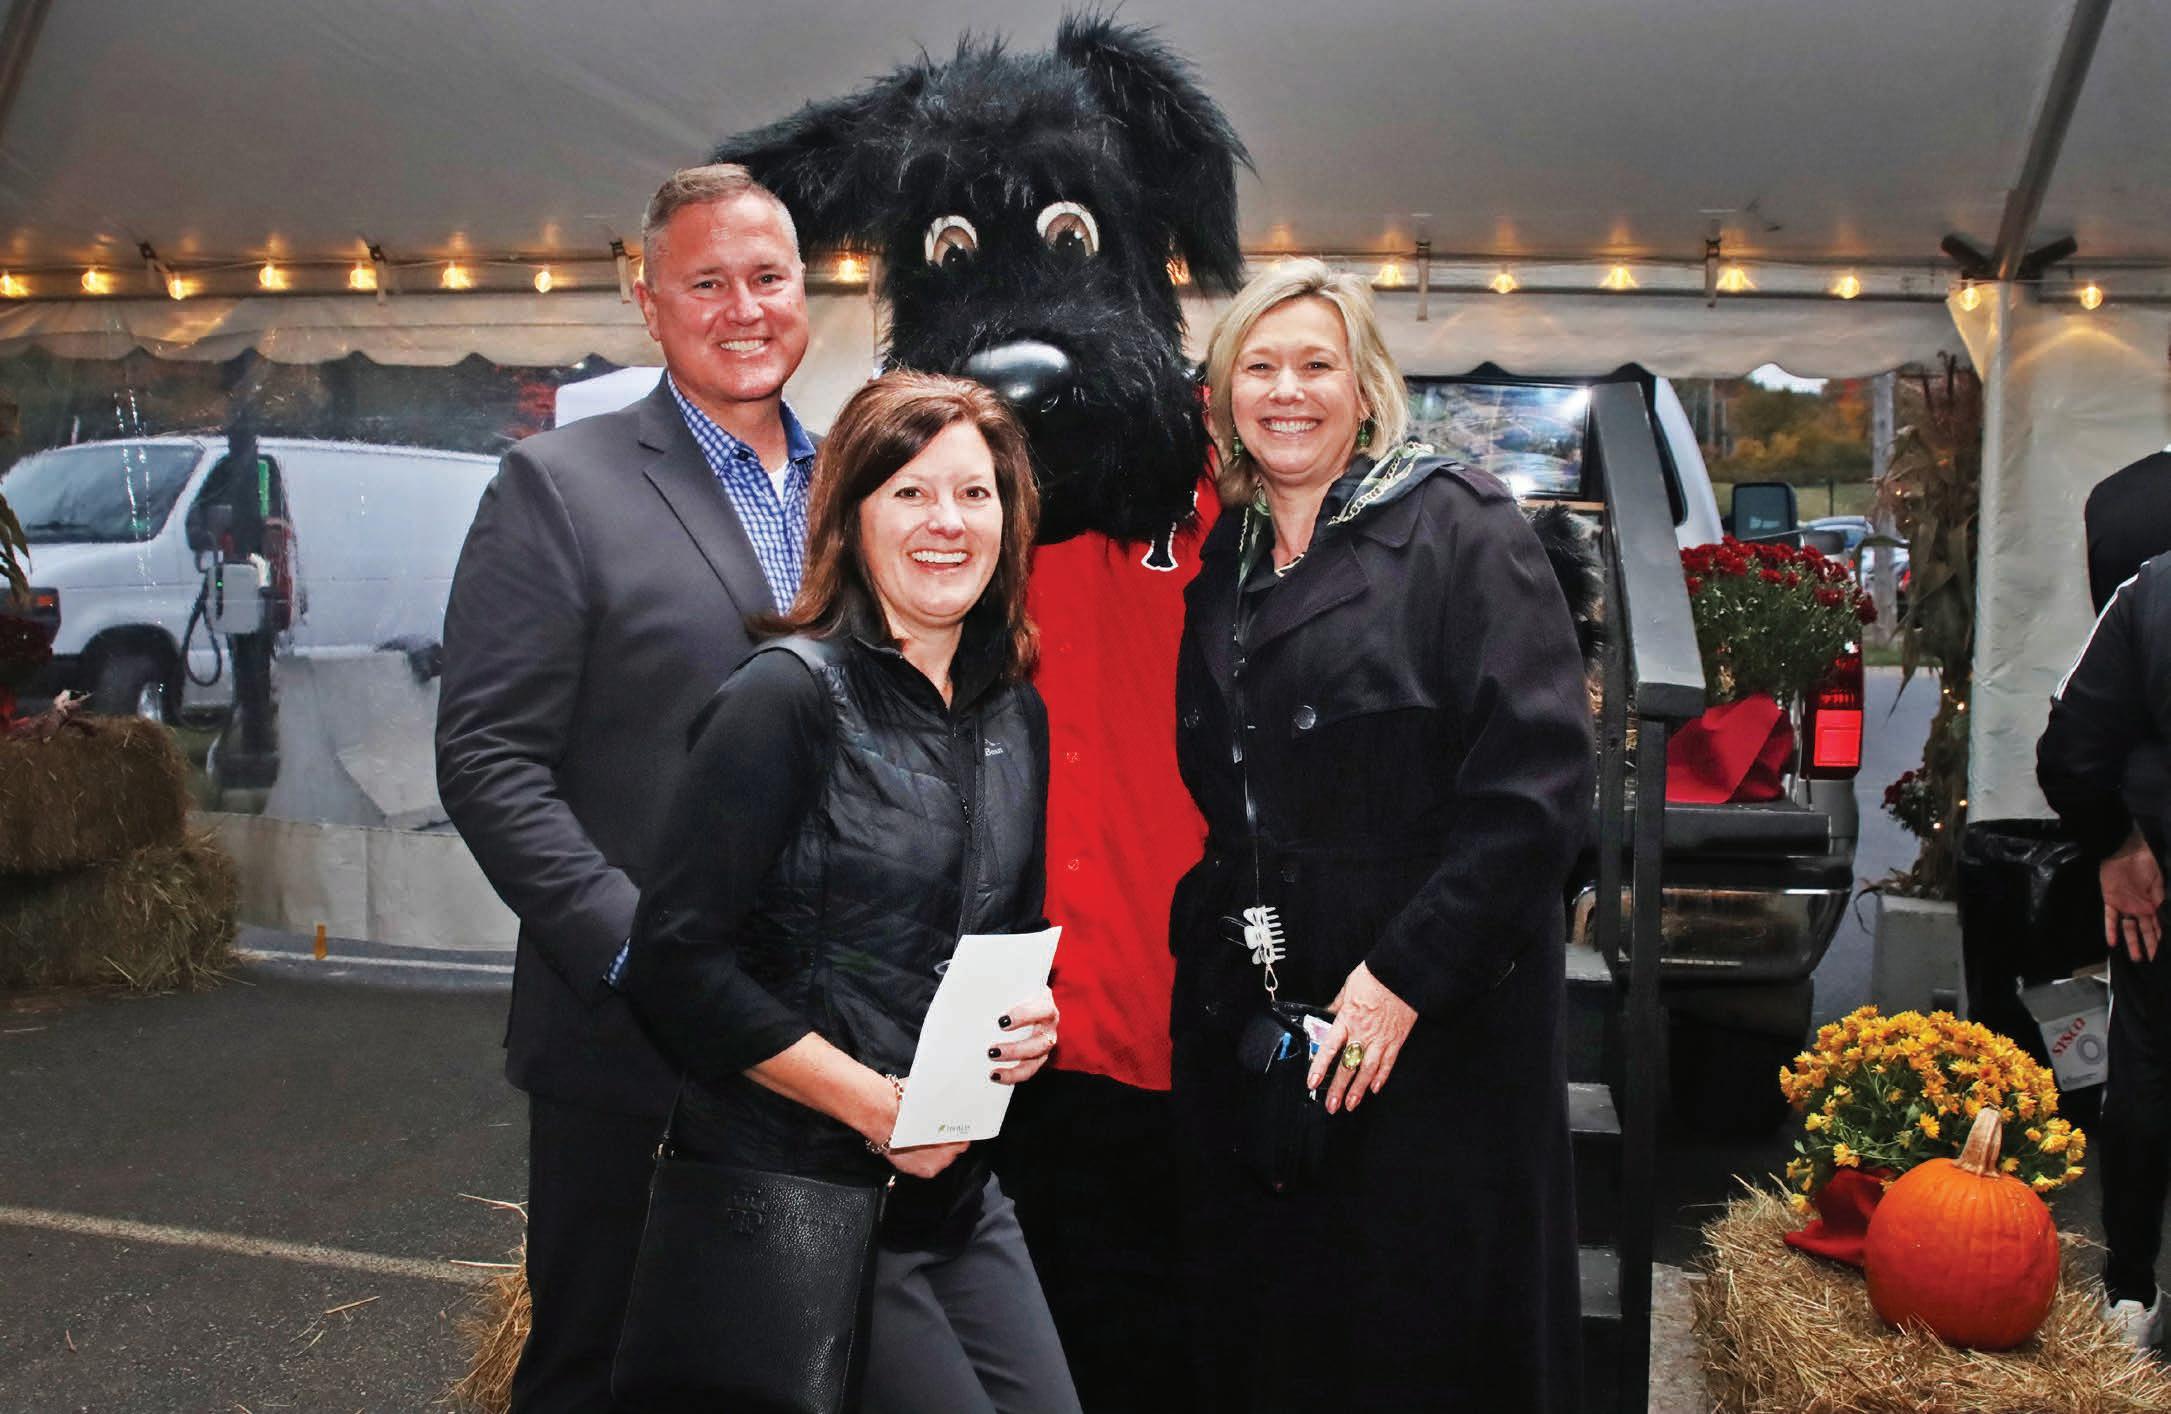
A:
[
  {"left": 1356, "top": 418, "right": 1375, "bottom": 451},
  {"left": 1231, "top": 433, "right": 1246, "bottom": 460}
]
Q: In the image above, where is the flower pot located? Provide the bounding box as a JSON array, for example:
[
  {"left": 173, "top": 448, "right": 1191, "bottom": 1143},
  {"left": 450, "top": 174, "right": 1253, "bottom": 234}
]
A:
[
  {"left": 1870, "top": 894, "right": 1961, "bottom": 1016},
  {"left": 1783, "top": 1166, "right": 1894, "bottom": 1267},
  {"left": 1664, "top": 692, "right": 1794, "bottom": 803}
]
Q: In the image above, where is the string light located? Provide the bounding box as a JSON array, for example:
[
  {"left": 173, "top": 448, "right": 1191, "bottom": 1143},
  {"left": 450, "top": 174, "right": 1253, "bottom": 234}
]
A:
[
  {"left": 79, "top": 268, "right": 110, "bottom": 295},
  {"left": 2078, "top": 281, "right": 2104, "bottom": 311},
  {"left": 1716, "top": 265, "right": 1753, "bottom": 294},
  {"left": 532, "top": 266, "right": 555, "bottom": 294},
  {"left": 1600, "top": 264, "right": 1637, "bottom": 292},
  {"left": 0, "top": 273, "right": 23, "bottom": 298},
  {"left": 1489, "top": 270, "right": 1519, "bottom": 295},
  {"left": 1955, "top": 282, "right": 1981, "bottom": 312},
  {"left": 1373, "top": 260, "right": 1405, "bottom": 288},
  {"left": 441, "top": 262, "right": 473, "bottom": 290},
  {"left": 348, "top": 262, "right": 378, "bottom": 292},
  {"left": 257, "top": 262, "right": 289, "bottom": 291},
  {"left": 165, "top": 273, "right": 193, "bottom": 300},
  {"left": 1832, "top": 273, "right": 1862, "bottom": 300},
  {"left": 834, "top": 254, "right": 869, "bottom": 284}
]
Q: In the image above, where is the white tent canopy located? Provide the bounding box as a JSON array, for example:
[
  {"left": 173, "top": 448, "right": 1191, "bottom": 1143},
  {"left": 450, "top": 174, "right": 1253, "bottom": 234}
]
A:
[{"left": 0, "top": 0, "right": 2164, "bottom": 818}]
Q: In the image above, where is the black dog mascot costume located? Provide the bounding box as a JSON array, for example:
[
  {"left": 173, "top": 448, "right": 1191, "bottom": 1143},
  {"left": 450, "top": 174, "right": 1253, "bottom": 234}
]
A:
[{"left": 718, "top": 17, "right": 1248, "bottom": 1409}]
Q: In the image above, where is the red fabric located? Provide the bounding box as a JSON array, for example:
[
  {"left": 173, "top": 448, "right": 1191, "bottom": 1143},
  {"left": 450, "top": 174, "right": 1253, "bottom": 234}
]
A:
[
  {"left": 1026, "top": 484, "right": 1218, "bottom": 1093},
  {"left": 1783, "top": 1167, "right": 1894, "bottom": 1267},
  {"left": 1665, "top": 692, "right": 1793, "bottom": 803}
]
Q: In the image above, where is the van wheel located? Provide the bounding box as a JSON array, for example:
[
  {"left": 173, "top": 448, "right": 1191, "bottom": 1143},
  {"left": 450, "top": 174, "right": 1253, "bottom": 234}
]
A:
[
  {"left": 91, "top": 652, "right": 172, "bottom": 724},
  {"left": 1667, "top": 1016, "right": 1797, "bottom": 1138}
]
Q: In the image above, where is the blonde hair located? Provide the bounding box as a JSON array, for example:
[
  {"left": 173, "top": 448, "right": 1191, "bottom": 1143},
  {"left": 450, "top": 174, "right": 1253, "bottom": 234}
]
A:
[
  {"left": 1201, "top": 258, "right": 1409, "bottom": 506},
  {"left": 640, "top": 163, "right": 799, "bottom": 276}
]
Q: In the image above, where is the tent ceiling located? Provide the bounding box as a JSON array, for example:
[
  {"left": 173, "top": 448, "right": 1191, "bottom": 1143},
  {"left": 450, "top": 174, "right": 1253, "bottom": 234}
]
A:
[{"left": 1, "top": 0, "right": 2161, "bottom": 278}]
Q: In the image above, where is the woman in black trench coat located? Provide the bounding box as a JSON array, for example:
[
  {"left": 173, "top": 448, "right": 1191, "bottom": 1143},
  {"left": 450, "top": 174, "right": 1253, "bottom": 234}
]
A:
[{"left": 1171, "top": 258, "right": 1594, "bottom": 1413}]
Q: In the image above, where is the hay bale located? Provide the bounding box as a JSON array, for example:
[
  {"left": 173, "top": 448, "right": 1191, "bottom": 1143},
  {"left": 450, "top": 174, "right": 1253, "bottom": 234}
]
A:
[
  {"left": 1693, "top": 1186, "right": 2171, "bottom": 1413},
  {"left": 0, "top": 826, "right": 237, "bottom": 990},
  {"left": 0, "top": 715, "right": 190, "bottom": 874},
  {"left": 450, "top": 1254, "right": 530, "bottom": 1414}
]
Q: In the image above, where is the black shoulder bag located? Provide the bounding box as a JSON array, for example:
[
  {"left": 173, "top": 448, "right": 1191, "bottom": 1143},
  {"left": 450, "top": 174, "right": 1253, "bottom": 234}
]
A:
[{"left": 612, "top": 1090, "right": 891, "bottom": 1413}]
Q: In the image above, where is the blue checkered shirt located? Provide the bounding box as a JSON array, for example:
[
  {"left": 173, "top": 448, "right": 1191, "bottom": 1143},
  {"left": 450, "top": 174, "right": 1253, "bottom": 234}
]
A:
[
  {"left": 604, "top": 380, "right": 817, "bottom": 993},
  {"left": 667, "top": 375, "right": 817, "bottom": 611}
]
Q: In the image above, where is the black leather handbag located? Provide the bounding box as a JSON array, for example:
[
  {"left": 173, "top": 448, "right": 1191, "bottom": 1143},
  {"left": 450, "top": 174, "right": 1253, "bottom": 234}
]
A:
[{"left": 612, "top": 1101, "right": 890, "bottom": 1414}]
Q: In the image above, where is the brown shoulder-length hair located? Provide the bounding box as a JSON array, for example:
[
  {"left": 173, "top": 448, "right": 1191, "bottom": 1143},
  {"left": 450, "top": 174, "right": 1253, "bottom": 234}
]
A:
[{"left": 766, "top": 371, "right": 1040, "bottom": 680}]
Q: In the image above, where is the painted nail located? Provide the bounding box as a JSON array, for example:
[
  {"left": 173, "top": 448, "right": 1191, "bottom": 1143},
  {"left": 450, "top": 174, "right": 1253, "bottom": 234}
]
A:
[
  {"left": 989, "top": 1070, "right": 1002, "bottom": 1082},
  {"left": 997, "top": 1014, "right": 1012, "bottom": 1028},
  {"left": 988, "top": 1047, "right": 1001, "bottom": 1059}
]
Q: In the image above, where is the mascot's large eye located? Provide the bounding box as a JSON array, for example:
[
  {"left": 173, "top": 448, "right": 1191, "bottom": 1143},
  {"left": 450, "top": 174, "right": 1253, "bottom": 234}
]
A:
[
  {"left": 1036, "top": 202, "right": 1101, "bottom": 259},
  {"left": 923, "top": 215, "right": 979, "bottom": 269}
]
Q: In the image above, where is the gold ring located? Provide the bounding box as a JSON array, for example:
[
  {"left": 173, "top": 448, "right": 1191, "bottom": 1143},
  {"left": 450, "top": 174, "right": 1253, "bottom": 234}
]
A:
[{"left": 1340, "top": 1041, "right": 1365, "bottom": 1071}]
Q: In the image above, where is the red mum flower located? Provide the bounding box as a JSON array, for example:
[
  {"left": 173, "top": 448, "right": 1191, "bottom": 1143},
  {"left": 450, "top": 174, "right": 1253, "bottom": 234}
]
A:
[
  {"left": 1783, "top": 571, "right": 1801, "bottom": 588},
  {"left": 1855, "top": 596, "right": 1879, "bottom": 624},
  {"left": 1686, "top": 575, "right": 1704, "bottom": 594},
  {"left": 1760, "top": 568, "right": 1785, "bottom": 584}
]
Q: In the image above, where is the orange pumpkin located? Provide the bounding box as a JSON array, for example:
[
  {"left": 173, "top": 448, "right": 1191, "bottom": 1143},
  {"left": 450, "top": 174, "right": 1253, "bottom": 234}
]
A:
[{"left": 1863, "top": 1107, "right": 2060, "bottom": 1349}]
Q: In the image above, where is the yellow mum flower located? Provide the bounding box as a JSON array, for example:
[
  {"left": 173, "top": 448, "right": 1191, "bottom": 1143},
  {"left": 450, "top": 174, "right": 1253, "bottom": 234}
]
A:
[
  {"left": 1833, "top": 1143, "right": 1860, "bottom": 1168},
  {"left": 1804, "top": 1112, "right": 1828, "bottom": 1132},
  {"left": 2001, "top": 1157, "right": 2020, "bottom": 1174},
  {"left": 2067, "top": 1165, "right": 2086, "bottom": 1180},
  {"left": 2031, "top": 1176, "right": 2055, "bottom": 1192},
  {"left": 1789, "top": 1191, "right": 1811, "bottom": 1214},
  {"left": 2041, "top": 1131, "right": 2069, "bottom": 1154},
  {"left": 1917, "top": 1114, "right": 1940, "bottom": 1140}
]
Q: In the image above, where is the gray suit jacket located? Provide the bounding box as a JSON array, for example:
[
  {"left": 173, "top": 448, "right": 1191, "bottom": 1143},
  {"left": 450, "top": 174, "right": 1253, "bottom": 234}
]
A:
[{"left": 437, "top": 377, "right": 777, "bottom": 1115}]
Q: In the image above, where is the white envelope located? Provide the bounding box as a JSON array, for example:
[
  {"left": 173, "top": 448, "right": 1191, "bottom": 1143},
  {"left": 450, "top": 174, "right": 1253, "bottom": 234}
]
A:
[{"left": 888, "top": 927, "right": 1060, "bottom": 1148}]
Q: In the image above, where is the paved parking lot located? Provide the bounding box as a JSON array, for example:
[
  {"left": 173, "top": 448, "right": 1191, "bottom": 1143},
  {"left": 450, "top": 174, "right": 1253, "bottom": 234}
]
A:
[{"left": 0, "top": 963, "right": 524, "bottom": 1412}]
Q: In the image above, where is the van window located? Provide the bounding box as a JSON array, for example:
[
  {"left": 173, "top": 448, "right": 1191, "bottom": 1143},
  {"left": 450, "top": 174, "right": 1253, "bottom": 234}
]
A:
[
  {"left": 1, "top": 443, "right": 200, "bottom": 543},
  {"left": 1403, "top": 381, "right": 1589, "bottom": 498}
]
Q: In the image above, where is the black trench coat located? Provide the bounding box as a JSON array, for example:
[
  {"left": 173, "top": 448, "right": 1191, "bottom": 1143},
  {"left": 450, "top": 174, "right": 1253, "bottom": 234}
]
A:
[{"left": 1169, "top": 454, "right": 1594, "bottom": 1413}]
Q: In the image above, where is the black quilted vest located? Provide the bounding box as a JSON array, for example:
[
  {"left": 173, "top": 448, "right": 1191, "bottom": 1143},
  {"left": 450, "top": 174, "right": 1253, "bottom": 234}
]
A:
[{"left": 679, "top": 631, "right": 1047, "bottom": 1190}]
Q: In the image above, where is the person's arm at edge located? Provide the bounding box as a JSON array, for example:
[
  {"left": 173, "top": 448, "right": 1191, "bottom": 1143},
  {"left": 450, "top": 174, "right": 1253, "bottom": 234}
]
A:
[
  {"left": 435, "top": 444, "right": 635, "bottom": 997},
  {"left": 619, "top": 650, "right": 907, "bottom": 1150},
  {"left": 1363, "top": 489, "right": 1598, "bottom": 1015},
  {"left": 2037, "top": 579, "right": 2150, "bottom": 859}
]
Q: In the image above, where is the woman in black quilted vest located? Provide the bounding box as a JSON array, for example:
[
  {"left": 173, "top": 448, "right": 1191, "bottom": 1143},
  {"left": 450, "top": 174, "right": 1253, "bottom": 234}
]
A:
[{"left": 622, "top": 371, "right": 1080, "bottom": 1414}]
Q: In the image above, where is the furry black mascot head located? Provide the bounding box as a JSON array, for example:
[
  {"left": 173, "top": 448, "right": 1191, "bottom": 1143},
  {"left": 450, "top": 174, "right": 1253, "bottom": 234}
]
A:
[{"left": 716, "top": 14, "right": 1250, "bottom": 544}]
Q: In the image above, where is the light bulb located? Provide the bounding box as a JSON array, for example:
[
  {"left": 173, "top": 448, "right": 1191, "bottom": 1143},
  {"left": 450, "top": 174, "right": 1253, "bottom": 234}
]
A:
[
  {"left": 257, "top": 263, "right": 288, "bottom": 291},
  {"left": 441, "top": 262, "right": 473, "bottom": 290},
  {"left": 532, "top": 267, "right": 555, "bottom": 294},
  {"left": 0, "top": 273, "right": 24, "bottom": 298},
  {"left": 1489, "top": 270, "right": 1519, "bottom": 295},
  {"left": 1832, "top": 273, "right": 1862, "bottom": 300},
  {"left": 80, "top": 268, "right": 110, "bottom": 295},
  {"left": 1600, "top": 265, "right": 1636, "bottom": 291},
  {"left": 2078, "top": 282, "right": 2104, "bottom": 311},
  {"left": 166, "top": 274, "right": 192, "bottom": 300},
  {"left": 1167, "top": 259, "right": 1191, "bottom": 286},
  {"left": 1373, "top": 261, "right": 1404, "bottom": 288},
  {"left": 1956, "top": 283, "right": 1981, "bottom": 312},
  {"left": 835, "top": 254, "right": 868, "bottom": 284},
  {"left": 1716, "top": 265, "right": 1752, "bottom": 294},
  {"left": 348, "top": 263, "right": 377, "bottom": 292}
]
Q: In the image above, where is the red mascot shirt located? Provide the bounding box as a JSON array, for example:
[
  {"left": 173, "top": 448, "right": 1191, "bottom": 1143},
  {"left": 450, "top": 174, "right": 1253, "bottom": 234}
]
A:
[{"left": 1027, "top": 488, "right": 1218, "bottom": 1093}]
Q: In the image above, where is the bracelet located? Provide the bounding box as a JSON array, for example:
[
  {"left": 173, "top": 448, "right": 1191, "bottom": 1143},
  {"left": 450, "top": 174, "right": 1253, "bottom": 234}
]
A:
[{"left": 864, "top": 1073, "right": 906, "bottom": 1156}]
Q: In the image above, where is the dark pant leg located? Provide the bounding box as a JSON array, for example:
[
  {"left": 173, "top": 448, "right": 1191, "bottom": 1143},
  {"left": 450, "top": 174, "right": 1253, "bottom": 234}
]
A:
[
  {"left": 2103, "top": 944, "right": 2171, "bottom": 1302},
  {"left": 995, "top": 1070, "right": 1191, "bottom": 1413},
  {"left": 510, "top": 1095, "right": 664, "bottom": 1414},
  {"left": 863, "top": 1180, "right": 1083, "bottom": 1414}
]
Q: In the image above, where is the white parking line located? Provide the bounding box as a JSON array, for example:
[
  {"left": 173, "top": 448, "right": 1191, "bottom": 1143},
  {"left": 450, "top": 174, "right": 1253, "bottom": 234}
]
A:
[
  {"left": 235, "top": 948, "right": 514, "bottom": 977},
  {"left": 0, "top": 1204, "right": 492, "bottom": 1286}
]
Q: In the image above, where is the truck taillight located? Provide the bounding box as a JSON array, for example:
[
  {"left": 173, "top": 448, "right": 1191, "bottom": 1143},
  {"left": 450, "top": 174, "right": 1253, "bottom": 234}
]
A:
[{"left": 1803, "top": 649, "right": 1863, "bottom": 778}]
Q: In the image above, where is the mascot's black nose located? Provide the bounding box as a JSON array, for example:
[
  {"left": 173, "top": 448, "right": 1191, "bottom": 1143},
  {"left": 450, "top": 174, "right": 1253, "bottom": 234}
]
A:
[{"left": 961, "top": 340, "right": 1074, "bottom": 416}]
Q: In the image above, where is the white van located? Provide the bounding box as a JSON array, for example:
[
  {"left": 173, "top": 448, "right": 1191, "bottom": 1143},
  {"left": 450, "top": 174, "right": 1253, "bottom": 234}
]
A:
[{"left": 4, "top": 436, "right": 498, "bottom": 720}]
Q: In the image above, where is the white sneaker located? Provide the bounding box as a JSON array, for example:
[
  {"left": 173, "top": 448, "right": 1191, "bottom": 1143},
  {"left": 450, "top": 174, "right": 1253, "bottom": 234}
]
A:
[{"left": 2100, "top": 1290, "right": 2165, "bottom": 1350}]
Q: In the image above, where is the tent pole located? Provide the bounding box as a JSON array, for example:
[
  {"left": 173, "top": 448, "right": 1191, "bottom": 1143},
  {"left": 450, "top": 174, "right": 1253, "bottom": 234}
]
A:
[
  {"left": 0, "top": 0, "right": 51, "bottom": 154},
  {"left": 1990, "top": 0, "right": 2112, "bottom": 281}
]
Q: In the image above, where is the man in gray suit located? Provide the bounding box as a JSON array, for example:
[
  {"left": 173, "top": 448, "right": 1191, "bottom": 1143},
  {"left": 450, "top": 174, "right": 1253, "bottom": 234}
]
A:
[{"left": 437, "top": 163, "right": 815, "bottom": 1412}]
